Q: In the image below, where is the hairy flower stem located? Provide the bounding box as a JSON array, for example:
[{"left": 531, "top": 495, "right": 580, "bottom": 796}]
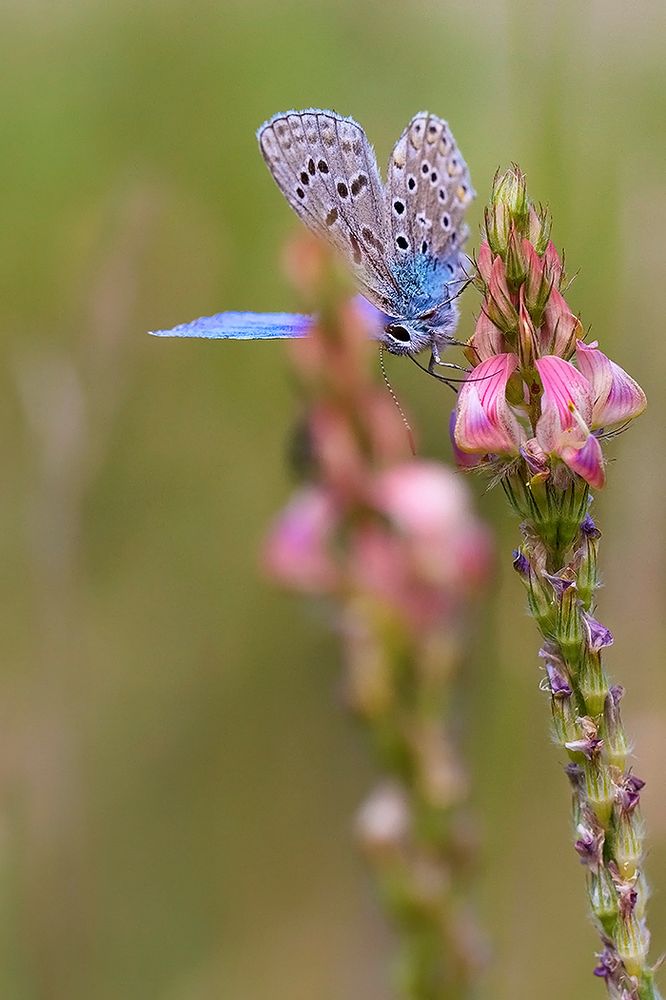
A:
[
  {"left": 452, "top": 163, "right": 657, "bottom": 999},
  {"left": 510, "top": 476, "right": 662, "bottom": 1000}
]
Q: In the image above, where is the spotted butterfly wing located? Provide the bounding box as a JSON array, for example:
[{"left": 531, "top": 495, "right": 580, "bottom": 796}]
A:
[
  {"left": 384, "top": 113, "right": 474, "bottom": 316},
  {"left": 258, "top": 110, "right": 400, "bottom": 316}
]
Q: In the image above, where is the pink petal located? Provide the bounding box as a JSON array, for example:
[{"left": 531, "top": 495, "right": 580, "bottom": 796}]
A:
[
  {"left": 477, "top": 240, "right": 493, "bottom": 284},
  {"left": 575, "top": 341, "right": 647, "bottom": 427},
  {"left": 540, "top": 287, "right": 582, "bottom": 358},
  {"left": 535, "top": 355, "right": 593, "bottom": 452},
  {"left": 523, "top": 239, "right": 545, "bottom": 307},
  {"left": 468, "top": 310, "right": 505, "bottom": 363},
  {"left": 561, "top": 435, "right": 606, "bottom": 490},
  {"left": 543, "top": 241, "right": 564, "bottom": 287},
  {"left": 449, "top": 410, "right": 484, "bottom": 468},
  {"left": 487, "top": 256, "right": 518, "bottom": 330},
  {"left": 263, "top": 487, "right": 339, "bottom": 591},
  {"left": 518, "top": 284, "right": 538, "bottom": 367},
  {"left": 375, "top": 460, "right": 470, "bottom": 536},
  {"left": 454, "top": 353, "right": 523, "bottom": 454}
]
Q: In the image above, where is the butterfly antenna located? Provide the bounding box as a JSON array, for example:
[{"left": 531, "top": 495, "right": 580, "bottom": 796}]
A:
[{"left": 379, "top": 345, "right": 417, "bottom": 455}]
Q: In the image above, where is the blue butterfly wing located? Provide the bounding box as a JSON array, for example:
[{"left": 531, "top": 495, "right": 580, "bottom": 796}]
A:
[
  {"left": 150, "top": 298, "right": 389, "bottom": 341},
  {"left": 150, "top": 311, "right": 312, "bottom": 340}
]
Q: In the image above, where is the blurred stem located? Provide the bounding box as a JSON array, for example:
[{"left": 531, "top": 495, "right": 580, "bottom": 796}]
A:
[{"left": 353, "top": 619, "right": 484, "bottom": 1000}]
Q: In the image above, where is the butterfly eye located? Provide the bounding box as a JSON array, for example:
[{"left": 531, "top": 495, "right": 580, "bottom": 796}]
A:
[{"left": 386, "top": 324, "right": 411, "bottom": 344}]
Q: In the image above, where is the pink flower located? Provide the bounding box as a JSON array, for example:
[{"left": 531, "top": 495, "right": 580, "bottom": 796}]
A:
[
  {"left": 454, "top": 353, "right": 523, "bottom": 455},
  {"left": 575, "top": 341, "right": 647, "bottom": 428},
  {"left": 535, "top": 356, "right": 604, "bottom": 489},
  {"left": 560, "top": 434, "right": 605, "bottom": 490},
  {"left": 374, "top": 462, "right": 491, "bottom": 592},
  {"left": 263, "top": 487, "right": 339, "bottom": 591},
  {"left": 349, "top": 462, "right": 491, "bottom": 627}
]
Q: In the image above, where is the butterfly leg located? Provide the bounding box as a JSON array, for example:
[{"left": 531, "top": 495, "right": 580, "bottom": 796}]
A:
[{"left": 428, "top": 346, "right": 468, "bottom": 376}]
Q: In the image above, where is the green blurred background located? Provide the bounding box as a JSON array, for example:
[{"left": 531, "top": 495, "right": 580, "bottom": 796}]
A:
[{"left": 1, "top": 1, "right": 665, "bottom": 997}]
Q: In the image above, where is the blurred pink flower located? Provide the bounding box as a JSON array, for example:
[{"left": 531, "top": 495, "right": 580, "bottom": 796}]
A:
[
  {"left": 374, "top": 462, "right": 492, "bottom": 593},
  {"left": 263, "top": 486, "right": 339, "bottom": 591}
]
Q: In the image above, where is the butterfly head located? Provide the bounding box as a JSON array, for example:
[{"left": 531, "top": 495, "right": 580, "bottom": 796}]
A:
[{"left": 381, "top": 300, "right": 459, "bottom": 357}]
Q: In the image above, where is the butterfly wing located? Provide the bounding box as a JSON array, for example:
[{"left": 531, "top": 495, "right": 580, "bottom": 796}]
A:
[
  {"left": 384, "top": 113, "right": 474, "bottom": 314},
  {"left": 150, "top": 311, "right": 312, "bottom": 340},
  {"left": 149, "top": 298, "right": 389, "bottom": 341},
  {"left": 258, "top": 109, "right": 400, "bottom": 315}
]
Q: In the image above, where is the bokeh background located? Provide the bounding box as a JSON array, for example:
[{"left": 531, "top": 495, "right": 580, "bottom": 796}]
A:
[{"left": 2, "top": 1, "right": 665, "bottom": 997}]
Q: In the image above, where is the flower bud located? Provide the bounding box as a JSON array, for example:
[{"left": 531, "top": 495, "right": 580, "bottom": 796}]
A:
[
  {"left": 476, "top": 240, "right": 493, "bottom": 286},
  {"left": 545, "top": 572, "right": 584, "bottom": 666},
  {"left": 553, "top": 691, "right": 579, "bottom": 748},
  {"left": 613, "top": 812, "right": 643, "bottom": 880},
  {"left": 583, "top": 758, "right": 614, "bottom": 826},
  {"left": 523, "top": 239, "right": 552, "bottom": 325},
  {"left": 517, "top": 285, "right": 539, "bottom": 369},
  {"left": 539, "top": 287, "right": 583, "bottom": 360},
  {"left": 492, "top": 165, "right": 529, "bottom": 237},
  {"left": 589, "top": 866, "right": 619, "bottom": 935},
  {"left": 484, "top": 204, "right": 510, "bottom": 257},
  {"left": 527, "top": 204, "right": 552, "bottom": 254},
  {"left": 615, "top": 911, "right": 650, "bottom": 978},
  {"left": 574, "top": 517, "right": 600, "bottom": 607},
  {"left": 505, "top": 225, "right": 528, "bottom": 290},
  {"left": 514, "top": 552, "right": 555, "bottom": 633},
  {"left": 465, "top": 310, "right": 506, "bottom": 366},
  {"left": 604, "top": 685, "right": 629, "bottom": 770},
  {"left": 578, "top": 649, "right": 608, "bottom": 717},
  {"left": 485, "top": 257, "right": 519, "bottom": 334}
]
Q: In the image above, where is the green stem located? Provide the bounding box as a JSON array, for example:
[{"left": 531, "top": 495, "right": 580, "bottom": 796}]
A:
[{"left": 512, "top": 473, "right": 660, "bottom": 1000}]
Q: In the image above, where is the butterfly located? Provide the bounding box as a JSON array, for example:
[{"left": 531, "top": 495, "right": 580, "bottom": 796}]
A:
[{"left": 151, "top": 109, "right": 475, "bottom": 370}]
